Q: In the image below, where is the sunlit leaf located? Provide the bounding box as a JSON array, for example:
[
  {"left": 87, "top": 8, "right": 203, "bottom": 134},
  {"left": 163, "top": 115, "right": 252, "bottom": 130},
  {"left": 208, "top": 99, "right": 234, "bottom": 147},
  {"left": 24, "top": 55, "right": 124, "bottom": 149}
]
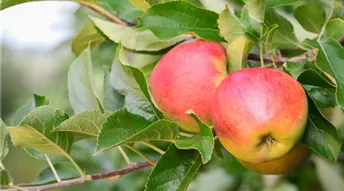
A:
[
  {"left": 303, "top": 38, "right": 344, "bottom": 109},
  {"left": 95, "top": 109, "right": 178, "bottom": 154},
  {"left": 136, "top": 1, "right": 224, "bottom": 41},
  {"left": 68, "top": 47, "right": 104, "bottom": 113},
  {"left": 90, "top": 16, "right": 189, "bottom": 51},
  {"left": 8, "top": 106, "right": 74, "bottom": 155},
  {"left": 175, "top": 111, "right": 214, "bottom": 164}
]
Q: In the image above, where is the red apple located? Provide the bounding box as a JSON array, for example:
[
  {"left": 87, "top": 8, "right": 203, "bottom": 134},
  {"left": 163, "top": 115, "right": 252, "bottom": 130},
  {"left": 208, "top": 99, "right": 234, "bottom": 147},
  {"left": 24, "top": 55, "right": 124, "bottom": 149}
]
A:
[
  {"left": 212, "top": 68, "right": 308, "bottom": 163},
  {"left": 239, "top": 143, "right": 311, "bottom": 174},
  {"left": 149, "top": 39, "right": 228, "bottom": 132}
]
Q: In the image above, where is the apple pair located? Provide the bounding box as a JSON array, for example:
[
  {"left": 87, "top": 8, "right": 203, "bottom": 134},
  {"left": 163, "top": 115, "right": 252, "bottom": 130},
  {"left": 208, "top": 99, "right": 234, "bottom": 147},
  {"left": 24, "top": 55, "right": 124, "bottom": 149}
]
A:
[{"left": 149, "top": 39, "right": 310, "bottom": 174}]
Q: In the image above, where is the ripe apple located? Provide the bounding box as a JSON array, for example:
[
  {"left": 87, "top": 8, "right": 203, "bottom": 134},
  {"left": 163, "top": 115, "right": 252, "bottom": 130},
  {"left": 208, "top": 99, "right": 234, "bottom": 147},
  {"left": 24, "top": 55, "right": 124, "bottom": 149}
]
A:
[
  {"left": 239, "top": 143, "right": 311, "bottom": 174},
  {"left": 212, "top": 68, "right": 308, "bottom": 163},
  {"left": 149, "top": 39, "right": 228, "bottom": 132}
]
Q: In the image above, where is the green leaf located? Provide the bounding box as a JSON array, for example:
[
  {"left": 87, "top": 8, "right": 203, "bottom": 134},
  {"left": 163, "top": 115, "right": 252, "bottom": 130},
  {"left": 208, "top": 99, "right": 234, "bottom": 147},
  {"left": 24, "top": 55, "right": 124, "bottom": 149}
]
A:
[
  {"left": 245, "top": 0, "right": 266, "bottom": 23},
  {"left": 175, "top": 111, "right": 214, "bottom": 164},
  {"left": 302, "top": 99, "right": 342, "bottom": 162},
  {"left": 298, "top": 69, "right": 337, "bottom": 111},
  {"left": 0, "top": 0, "right": 31, "bottom": 10},
  {"left": 266, "top": 0, "right": 297, "bottom": 7},
  {"left": 294, "top": 5, "right": 325, "bottom": 33},
  {"left": 218, "top": 7, "right": 246, "bottom": 43},
  {"left": 71, "top": 23, "right": 105, "bottom": 56},
  {"left": 68, "top": 47, "right": 104, "bottom": 113},
  {"left": 90, "top": 16, "right": 189, "bottom": 51},
  {"left": 283, "top": 61, "right": 306, "bottom": 78},
  {"left": 118, "top": 45, "right": 164, "bottom": 119},
  {"left": 265, "top": 10, "right": 300, "bottom": 50},
  {"left": 31, "top": 162, "right": 79, "bottom": 185},
  {"left": 8, "top": 106, "right": 74, "bottom": 155},
  {"left": 12, "top": 93, "right": 49, "bottom": 126},
  {"left": 147, "top": 0, "right": 202, "bottom": 6},
  {"left": 218, "top": 7, "right": 254, "bottom": 72},
  {"left": 129, "top": 0, "right": 151, "bottom": 12},
  {"left": 109, "top": 48, "right": 156, "bottom": 121},
  {"left": 303, "top": 85, "right": 336, "bottom": 110},
  {"left": 0, "top": 168, "right": 12, "bottom": 186},
  {"left": 55, "top": 110, "right": 110, "bottom": 137},
  {"left": 100, "top": 0, "right": 144, "bottom": 20},
  {"left": 145, "top": 144, "right": 202, "bottom": 191},
  {"left": 324, "top": 18, "right": 344, "bottom": 41},
  {"left": 0, "top": 119, "right": 9, "bottom": 161},
  {"left": 240, "top": 4, "right": 260, "bottom": 40},
  {"left": 33, "top": 94, "right": 49, "bottom": 107},
  {"left": 314, "top": 157, "right": 344, "bottom": 191},
  {"left": 297, "top": 68, "right": 335, "bottom": 88},
  {"left": 103, "top": 70, "right": 125, "bottom": 112},
  {"left": 136, "top": 1, "right": 224, "bottom": 42},
  {"left": 95, "top": 109, "right": 178, "bottom": 153},
  {"left": 303, "top": 38, "right": 344, "bottom": 109}
]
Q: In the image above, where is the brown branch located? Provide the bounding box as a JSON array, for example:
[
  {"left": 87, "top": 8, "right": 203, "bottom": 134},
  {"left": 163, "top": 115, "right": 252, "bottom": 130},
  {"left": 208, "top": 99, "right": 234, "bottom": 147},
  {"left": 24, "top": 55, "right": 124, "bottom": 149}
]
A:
[
  {"left": 76, "top": 0, "right": 134, "bottom": 26},
  {"left": 3, "top": 162, "right": 152, "bottom": 191}
]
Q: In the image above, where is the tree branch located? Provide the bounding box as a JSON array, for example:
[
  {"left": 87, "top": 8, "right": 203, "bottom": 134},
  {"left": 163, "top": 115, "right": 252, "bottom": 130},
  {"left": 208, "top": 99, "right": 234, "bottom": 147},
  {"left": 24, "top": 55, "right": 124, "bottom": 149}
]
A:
[
  {"left": 76, "top": 0, "right": 134, "bottom": 26},
  {"left": 3, "top": 162, "right": 153, "bottom": 191}
]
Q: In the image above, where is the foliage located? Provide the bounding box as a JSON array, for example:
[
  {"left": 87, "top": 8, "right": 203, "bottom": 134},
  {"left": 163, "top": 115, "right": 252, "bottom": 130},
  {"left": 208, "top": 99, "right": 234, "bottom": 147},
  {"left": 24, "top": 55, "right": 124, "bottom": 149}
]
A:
[{"left": 1, "top": 0, "right": 344, "bottom": 191}]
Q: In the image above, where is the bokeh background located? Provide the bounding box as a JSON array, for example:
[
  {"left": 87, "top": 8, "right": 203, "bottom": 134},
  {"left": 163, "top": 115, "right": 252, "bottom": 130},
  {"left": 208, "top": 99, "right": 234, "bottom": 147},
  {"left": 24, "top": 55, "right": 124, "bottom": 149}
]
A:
[{"left": 1, "top": 1, "right": 344, "bottom": 191}]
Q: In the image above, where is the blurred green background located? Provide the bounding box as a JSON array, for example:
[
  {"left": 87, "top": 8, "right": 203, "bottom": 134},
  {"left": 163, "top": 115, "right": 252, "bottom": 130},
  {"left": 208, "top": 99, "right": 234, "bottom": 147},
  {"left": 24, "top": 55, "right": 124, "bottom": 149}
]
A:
[{"left": 1, "top": 1, "right": 344, "bottom": 191}]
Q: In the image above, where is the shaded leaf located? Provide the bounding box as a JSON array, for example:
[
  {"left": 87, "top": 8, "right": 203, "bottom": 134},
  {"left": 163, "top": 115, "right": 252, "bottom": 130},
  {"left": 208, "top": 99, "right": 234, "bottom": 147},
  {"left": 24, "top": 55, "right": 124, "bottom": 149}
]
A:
[
  {"left": 303, "top": 85, "right": 336, "bottom": 110},
  {"left": 324, "top": 18, "right": 344, "bottom": 41},
  {"left": 283, "top": 61, "right": 306, "bottom": 78},
  {"left": 118, "top": 45, "right": 164, "bottom": 119},
  {"left": 136, "top": 1, "right": 224, "bottom": 41},
  {"left": 175, "top": 111, "right": 214, "bottom": 164},
  {"left": 0, "top": 119, "right": 9, "bottom": 161},
  {"left": 303, "top": 38, "right": 344, "bottom": 109},
  {"left": 55, "top": 110, "right": 110, "bottom": 137},
  {"left": 265, "top": 10, "right": 299, "bottom": 50},
  {"left": 266, "top": 0, "right": 297, "bottom": 7},
  {"left": 297, "top": 69, "right": 335, "bottom": 88},
  {"left": 71, "top": 23, "right": 105, "bottom": 56},
  {"left": 145, "top": 144, "right": 202, "bottom": 191},
  {"left": 90, "top": 16, "right": 189, "bottom": 51},
  {"left": 31, "top": 162, "right": 79, "bottom": 186},
  {"left": 302, "top": 99, "right": 342, "bottom": 162},
  {"left": 0, "top": 168, "right": 12, "bottom": 186},
  {"left": 103, "top": 70, "right": 125, "bottom": 112},
  {"left": 109, "top": 47, "right": 157, "bottom": 121},
  {"left": 294, "top": 5, "right": 325, "bottom": 33},
  {"left": 68, "top": 47, "right": 104, "bottom": 113},
  {"left": 95, "top": 109, "right": 178, "bottom": 153},
  {"left": 8, "top": 106, "right": 74, "bottom": 155},
  {"left": 100, "top": 0, "right": 144, "bottom": 21}
]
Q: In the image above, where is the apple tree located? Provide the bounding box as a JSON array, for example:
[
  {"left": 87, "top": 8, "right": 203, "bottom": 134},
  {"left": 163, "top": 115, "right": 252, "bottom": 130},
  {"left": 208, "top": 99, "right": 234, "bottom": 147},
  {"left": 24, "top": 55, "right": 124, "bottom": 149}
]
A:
[{"left": 1, "top": 0, "right": 344, "bottom": 190}]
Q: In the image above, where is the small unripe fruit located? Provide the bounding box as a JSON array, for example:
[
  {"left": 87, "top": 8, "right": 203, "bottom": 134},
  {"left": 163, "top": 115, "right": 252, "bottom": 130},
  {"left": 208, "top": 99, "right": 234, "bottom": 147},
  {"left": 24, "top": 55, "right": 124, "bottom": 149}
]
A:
[
  {"left": 239, "top": 144, "right": 311, "bottom": 174},
  {"left": 150, "top": 39, "right": 228, "bottom": 132},
  {"left": 212, "top": 68, "right": 308, "bottom": 163}
]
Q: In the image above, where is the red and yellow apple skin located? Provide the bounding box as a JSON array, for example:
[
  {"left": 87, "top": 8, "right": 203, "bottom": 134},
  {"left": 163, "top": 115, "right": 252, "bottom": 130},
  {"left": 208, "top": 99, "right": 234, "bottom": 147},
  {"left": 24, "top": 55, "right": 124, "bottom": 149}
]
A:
[
  {"left": 149, "top": 39, "right": 228, "bottom": 132},
  {"left": 239, "top": 144, "right": 311, "bottom": 174},
  {"left": 212, "top": 68, "right": 308, "bottom": 163}
]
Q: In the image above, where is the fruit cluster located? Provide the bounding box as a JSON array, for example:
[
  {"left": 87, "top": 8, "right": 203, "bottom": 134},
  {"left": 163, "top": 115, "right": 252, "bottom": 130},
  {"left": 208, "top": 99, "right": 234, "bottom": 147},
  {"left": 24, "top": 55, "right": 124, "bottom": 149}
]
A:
[{"left": 149, "top": 39, "right": 310, "bottom": 174}]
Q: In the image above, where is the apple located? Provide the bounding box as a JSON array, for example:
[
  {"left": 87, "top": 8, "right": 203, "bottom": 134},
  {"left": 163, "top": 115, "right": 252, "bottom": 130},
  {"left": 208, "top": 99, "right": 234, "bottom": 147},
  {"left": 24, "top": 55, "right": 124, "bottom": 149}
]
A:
[
  {"left": 149, "top": 39, "right": 228, "bottom": 132},
  {"left": 212, "top": 68, "right": 308, "bottom": 163},
  {"left": 239, "top": 143, "right": 311, "bottom": 174}
]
